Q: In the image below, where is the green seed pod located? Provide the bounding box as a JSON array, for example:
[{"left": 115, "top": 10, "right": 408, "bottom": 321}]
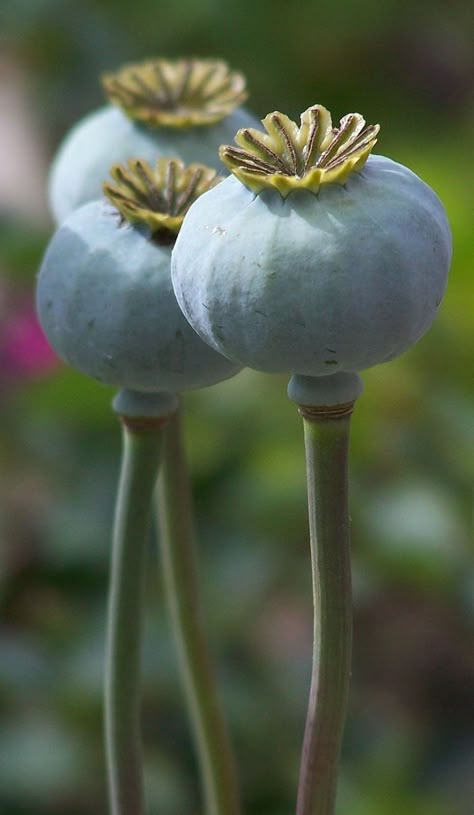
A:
[
  {"left": 37, "top": 158, "right": 241, "bottom": 392},
  {"left": 49, "top": 58, "right": 260, "bottom": 223},
  {"left": 171, "top": 105, "right": 452, "bottom": 379}
]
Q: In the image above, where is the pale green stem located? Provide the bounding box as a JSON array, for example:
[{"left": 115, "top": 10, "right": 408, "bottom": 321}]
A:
[
  {"left": 296, "top": 407, "right": 353, "bottom": 815},
  {"left": 157, "top": 407, "right": 241, "bottom": 815},
  {"left": 105, "top": 419, "right": 164, "bottom": 815}
]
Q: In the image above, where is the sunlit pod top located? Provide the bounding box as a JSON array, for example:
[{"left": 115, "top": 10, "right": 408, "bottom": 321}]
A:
[{"left": 220, "top": 105, "right": 379, "bottom": 196}]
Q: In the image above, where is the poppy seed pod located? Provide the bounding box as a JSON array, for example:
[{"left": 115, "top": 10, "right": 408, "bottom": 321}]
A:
[
  {"left": 49, "top": 58, "right": 260, "bottom": 223},
  {"left": 37, "top": 158, "right": 241, "bottom": 393},
  {"left": 171, "top": 105, "right": 452, "bottom": 382}
]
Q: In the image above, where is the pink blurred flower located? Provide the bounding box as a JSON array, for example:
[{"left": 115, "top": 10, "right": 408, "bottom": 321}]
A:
[{"left": 0, "top": 296, "right": 58, "bottom": 383}]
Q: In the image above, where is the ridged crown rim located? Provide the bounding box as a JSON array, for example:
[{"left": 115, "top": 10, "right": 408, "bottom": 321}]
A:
[
  {"left": 101, "top": 58, "right": 248, "bottom": 128},
  {"left": 219, "top": 104, "right": 380, "bottom": 196},
  {"left": 103, "top": 157, "right": 221, "bottom": 241}
]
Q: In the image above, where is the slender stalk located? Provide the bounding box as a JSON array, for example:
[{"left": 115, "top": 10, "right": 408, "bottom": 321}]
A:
[
  {"left": 105, "top": 419, "right": 164, "bottom": 815},
  {"left": 296, "top": 406, "right": 354, "bottom": 815},
  {"left": 157, "top": 408, "right": 240, "bottom": 815}
]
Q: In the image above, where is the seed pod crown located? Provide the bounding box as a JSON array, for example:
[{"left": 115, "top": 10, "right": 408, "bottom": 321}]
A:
[{"left": 220, "top": 105, "right": 379, "bottom": 196}]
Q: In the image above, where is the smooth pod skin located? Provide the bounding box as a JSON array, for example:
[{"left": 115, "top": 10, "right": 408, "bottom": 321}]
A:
[
  {"left": 171, "top": 155, "right": 452, "bottom": 376},
  {"left": 49, "top": 105, "right": 261, "bottom": 224},
  {"left": 37, "top": 199, "right": 241, "bottom": 392}
]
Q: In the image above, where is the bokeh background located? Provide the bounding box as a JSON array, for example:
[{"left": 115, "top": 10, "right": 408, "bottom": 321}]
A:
[{"left": 0, "top": 1, "right": 473, "bottom": 813}]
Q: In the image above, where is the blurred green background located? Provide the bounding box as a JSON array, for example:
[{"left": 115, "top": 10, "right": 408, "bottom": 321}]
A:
[{"left": 0, "top": 1, "right": 473, "bottom": 813}]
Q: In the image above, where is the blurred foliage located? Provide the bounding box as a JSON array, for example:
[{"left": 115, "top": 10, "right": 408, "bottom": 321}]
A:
[{"left": 0, "top": 0, "right": 473, "bottom": 813}]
